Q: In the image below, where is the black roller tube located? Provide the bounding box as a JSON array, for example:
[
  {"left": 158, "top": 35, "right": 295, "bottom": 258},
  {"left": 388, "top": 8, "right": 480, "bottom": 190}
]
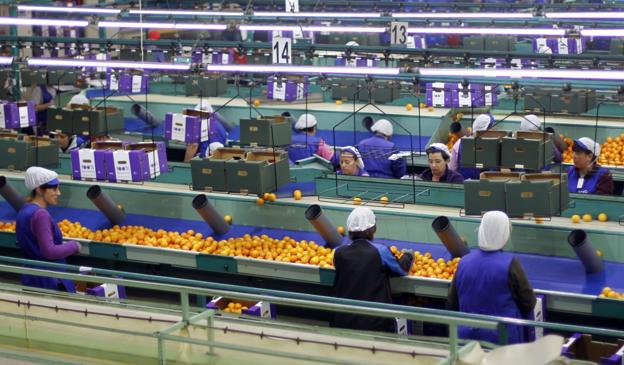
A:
[
  {"left": 305, "top": 204, "right": 343, "bottom": 248},
  {"left": 86, "top": 185, "right": 126, "bottom": 225},
  {"left": 432, "top": 216, "right": 470, "bottom": 258},
  {"left": 544, "top": 127, "right": 567, "bottom": 153},
  {"left": 131, "top": 103, "right": 160, "bottom": 127},
  {"left": 0, "top": 176, "right": 24, "bottom": 212},
  {"left": 192, "top": 194, "right": 229, "bottom": 235},
  {"left": 568, "top": 229, "right": 604, "bottom": 274},
  {"left": 450, "top": 122, "right": 467, "bottom": 138}
]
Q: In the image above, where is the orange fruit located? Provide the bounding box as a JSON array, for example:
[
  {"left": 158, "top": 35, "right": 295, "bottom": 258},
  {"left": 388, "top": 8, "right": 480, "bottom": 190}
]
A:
[
  {"left": 353, "top": 197, "right": 362, "bottom": 205},
  {"left": 380, "top": 196, "right": 389, "bottom": 205},
  {"left": 582, "top": 214, "right": 592, "bottom": 222},
  {"left": 256, "top": 197, "right": 265, "bottom": 205},
  {"left": 571, "top": 214, "right": 581, "bottom": 224},
  {"left": 406, "top": 103, "right": 413, "bottom": 111},
  {"left": 598, "top": 213, "right": 608, "bottom": 222},
  {"left": 337, "top": 226, "right": 345, "bottom": 235},
  {"left": 293, "top": 190, "right": 302, "bottom": 200},
  {"left": 267, "top": 193, "right": 277, "bottom": 202},
  {"left": 224, "top": 215, "right": 232, "bottom": 224}
]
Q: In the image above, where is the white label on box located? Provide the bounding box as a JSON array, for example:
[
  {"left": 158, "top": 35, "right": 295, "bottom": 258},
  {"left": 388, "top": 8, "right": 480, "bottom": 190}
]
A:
[
  {"left": 221, "top": 53, "right": 229, "bottom": 64},
  {"left": 272, "top": 80, "right": 286, "bottom": 101},
  {"left": 0, "top": 105, "right": 5, "bottom": 128},
  {"left": 109, "top": 74, "right": 119, "bottom": 91},
  {"left": 296, "top": 83, "right": 305, "bottom": 100},
  {"left": 533, "top": 297, "right": 544, "bottom": 339},
  {"left": 576, "top": 38, "right": 583, "bottom": 54},
  {"left": 259, "top": 301, "right": 272, "bottom": 318},
  {"left": 510, "top": 58, "right": 522, "bottom": 69},
  {"left": 200, "top": 118, "right": 209, "bottom": 142},
  {"left": 557, "top": 38, "right": 569, "bottom": 54},
  {"left": 113, "top": 150, "right": 133, "bottom": 182},
  {"left": 285, "top": 0, "right": 299, "bottom": 13},
  {"left": 171, "top": 114, "right": 187, "bottom": 142},
  {"left": 96, "top": 53, "right": 107, "bottom": 72},
  {"left": 131, "top": 75, "right": 143, "bottom": 93},
  {"left": 485, "top": 85, "right": 494, "bottom": 106},
  {"left": 395, "top": 318, "right": 409, "bottom": 335},
  {"left": 147, "top": 150, "right": 160, "bottom": 178},
  {"left": 18, "top": 106, "right": 30, "bottom": 127},
  {"left": 203, "top": 53, "right": 213, "bottom": 64},
  {"left": 458, "top": 84, "right": 472, "bottom": 107},
  {"left": 366, "top": 59, "right": 374, "bottom": 67},
  {"left": 78, "top": 149, "right": 97, "bottom": 179},
  {"left": 293, "top": 28, "right": 304, "bottom": 40},
  {"left": 102, "top": 283, "right": 120, "bottom": 299},
  {"left": 406, "top": 36, "right": 415, "bottom": 49},
  {"left": 535, "top": 38, "right": 548, "bottom": 51},
  {"left": 346, "top": 58, "right": 357, "bottom": 67},
  {"left": 432, "top": 82, "right": 445, "bottom": 107},
  {"left": 483, "top": 57, "right": 497, "bottom": 69}
]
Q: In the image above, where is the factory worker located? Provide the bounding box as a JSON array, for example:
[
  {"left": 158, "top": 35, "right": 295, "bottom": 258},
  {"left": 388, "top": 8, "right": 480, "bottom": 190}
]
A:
[
  {"left": 449, "top": 113, "right": 494, "bottom": 180},
  {"left": 420, "top": 143, "right": 464, "bottom": 183},
  {"left": 448, "top": 211, "right": 536, "bottom": 344},
  {"left": 519, "top": 114, "right": 562, "bottom": 164},
  {"left": 288, "top": 113, "right": 334, "bottom": 163},
  {"left": 332, "top": 207, "right": 414, "bottom": 332},
  {"left": 24, "top": 83, "right": 57, "bottom": 134},
  {"left": 184, "top": 100, "right": 229, "bottom": 162},
  {"left": 337, "top": 146, "right": 369, "bottom": 177},
  {"left": 16, "top": 167, "right": 81, "bottom": 292},
  {"left": 53, "top": 94, "right": 91, "bottom": 153},
  {"left": 357, "top": 119, "right": 407, "bottom": 178},
  {"left": 568, "top": 137, "right": 614, "bottom": 195}
]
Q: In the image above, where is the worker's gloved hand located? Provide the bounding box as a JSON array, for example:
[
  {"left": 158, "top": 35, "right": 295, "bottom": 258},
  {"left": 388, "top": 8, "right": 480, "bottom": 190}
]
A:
[
  {"left": 398, "top": 249, "right": 415, "bottom": 273},
  {"left": 388, "top": 153, "right": 401, "bottom": 161}
]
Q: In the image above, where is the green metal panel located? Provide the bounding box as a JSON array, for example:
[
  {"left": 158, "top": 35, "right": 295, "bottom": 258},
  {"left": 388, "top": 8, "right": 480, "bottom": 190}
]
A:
[
  {"left": 196, "top": 253, "right": 238, "bottom": 273},
  {"left": 592, "top": 298, "right": 624, "bottom": 319},
  {"left": 319, "top": 268, "right": 336, "bottom": 286},
  {"left": 0, "top": 232, "right": 17, "bottom": 249},
  {"left": 88, "top": 241, "right": 127, "bottom": 260}
]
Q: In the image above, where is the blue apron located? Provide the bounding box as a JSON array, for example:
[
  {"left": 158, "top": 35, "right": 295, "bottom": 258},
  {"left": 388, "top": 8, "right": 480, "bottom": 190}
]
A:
[{"left": 567, "top": 166, "right": 608, "bottom": 194}]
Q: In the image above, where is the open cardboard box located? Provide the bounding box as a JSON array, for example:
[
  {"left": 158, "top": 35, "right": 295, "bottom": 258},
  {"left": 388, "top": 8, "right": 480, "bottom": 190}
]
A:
[
  {"left": 206, "top": 296, "right": 275, "bottom": 319},
  {"left": 92, "top": 141, "right": 126, "bottom": 151},
  {"left": 210, "top": 147, "right": 246, "bottom": 160},
  {"left": 182, "top": 108, "right": 212, "bottom": 119},
  {"left": 479, "top": 171, "right": 523, "bottom": 181}
]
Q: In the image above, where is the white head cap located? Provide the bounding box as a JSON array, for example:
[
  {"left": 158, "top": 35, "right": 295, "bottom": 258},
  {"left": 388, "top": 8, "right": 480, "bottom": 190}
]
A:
[
  {"left": 208, "top": 142, "right": 224, "bottom": 154},
  {"left": 194, "top": 100, "right": 214, "bottom": 113},
  {"left": 478, "top": 211, "right": 511, "bottom": 252},
  {"left": 295, "top": 114, "right": 317, "bottom": 130},
  {"left": 346, "top": 207, "right": 376, "bottom": 232},
  {"left": 25, "top": 167, "right": 59, "bottom": 191},
  {"left": 520, "top": 114, "right": 541, "bottom": 131},
  {"left": 341, "top": 146, "right": 365, "bottom": 169},
  {"left": 427, "top": 143, "right": 451, "bottom": 159},
  {"left": 472, "top": 114, "right": 493, "bottom": 133},
  {"left": 371, "top": 119, "right": 393, "bottom": 137},
  {"left": 575, "top": 137, "right": 601, "bottom": 158},
  {"left": 68, "top": 94, "right": 89, "bottom": 106},
  {"left": 346, "top": 41, "right": 359, "bottom": 47}
]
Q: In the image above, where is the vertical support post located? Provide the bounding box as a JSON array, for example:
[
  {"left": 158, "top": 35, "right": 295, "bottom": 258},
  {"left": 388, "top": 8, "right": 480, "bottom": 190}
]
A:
[
  {"left": 157, "top": 336, "right": 166, "bottom": 365},
  {"left": 9, "top": 5, "right": 20, "bottom": 100},
  {"left": 207, "top": 311, "right": 216, "bottom": 356},
  {"left": 497, "top": 322, "right": 509, "bottom": 345},
  {"left": 448, "top": 323, "right": 458, "bottom": 361},
  {"left": 181, "top": 292, "right": 190, "bottom": 322}
]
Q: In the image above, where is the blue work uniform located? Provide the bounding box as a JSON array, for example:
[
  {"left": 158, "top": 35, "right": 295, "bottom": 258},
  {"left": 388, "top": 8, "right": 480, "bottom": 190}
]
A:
[
  {"left": 567, "top": 166, "right": 610, "bottom": 194},
  {"left": 16, "top": 203, "right": 76, "bottom": 293},
  {"left": 357, "top": 135, "right": 406, "bottom": 178},
  {"left": 197, "top": 117, "right": 228, "bottom": 158},
  {"left": 332, "top": 239, "right": 408, "bottom": 332},
  {"left": 454, "top": 250, "right": 524, "bottom": 344},
  {"left": 288, "top": 132, "right": 321, "bottom": 163},
  {"left": 37, "top": 85, "right": 53, "bottom": 127}
]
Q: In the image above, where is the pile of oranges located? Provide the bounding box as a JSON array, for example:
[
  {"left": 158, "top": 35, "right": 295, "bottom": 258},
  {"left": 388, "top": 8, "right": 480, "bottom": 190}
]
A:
[
  {"left": 3, "top": 219, "right": 457, "bottom": 279},
  {"left": 0, "top": 221, "right": 15, "bottom": 232},
  {"left": 600, "top": 287, "right": 624, "bottom": 300},
  {"left": 222, "top": 301, "right": 248, "bottom": 314},
  {"left": 561, "top": 135, "right": 574, "bottom": 164},
  {"left": 390, "top": 246, "right": 460, "bottom": 280},
  {"left": 447, "top": 132, "right": 459, "bottom": 151},
  {"left": 598, "top": 135, "right": 624, "bottom": 167}
]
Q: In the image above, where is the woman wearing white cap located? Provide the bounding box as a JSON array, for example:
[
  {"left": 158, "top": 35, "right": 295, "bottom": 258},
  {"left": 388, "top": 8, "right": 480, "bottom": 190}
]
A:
[
  {"left": 16, "top": 167, "right": 80, "bottom": 292},
  {"left": 332, "top": 207, "right": 414, "bottom": 332},
  {"left": 420, "top": 143, "right": 464, "bottom": 183},
  {"left": 337, "top": 146, "right": 369, "bottom": 177},
  {"left": 567, "top": 137, "right": 613, "bottom": 195},
  {"left": 357, "top": 119, "right": 406, "bottom": 178},
  {"left": 449, "top": 113, "right": 494, "bottom": 180},
  {"left": 287, "top": 113, "right": 334, "bottom": 163},
  {"left": 447, "top": 211, "right": 536, "bottom": 344},
  {"left": 52, "top": 94, "right": 90, "bottom": 153},
  {"left": 183, "top": 101, "right": 229, "bottom": 162}
]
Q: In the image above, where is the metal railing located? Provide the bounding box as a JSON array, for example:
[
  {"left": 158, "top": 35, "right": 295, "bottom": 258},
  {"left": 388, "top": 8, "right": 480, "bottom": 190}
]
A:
[{"left": 0, "top": 255, "right": 623, "bottom": 365}]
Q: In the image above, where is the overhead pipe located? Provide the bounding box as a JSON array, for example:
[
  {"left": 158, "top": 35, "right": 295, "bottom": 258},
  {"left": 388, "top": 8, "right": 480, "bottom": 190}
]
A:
[
  {"left": 86, "top": 185, "right": 126, "bottom": 225},
  {"left": 0, "top": 176, "right": 24, "bottom": 212},
  {"left": 568, "top": 229, "right": 604, "bottom": 274},
  {"left": 305, "top": 204, "right": 343, "bottom": 248}
]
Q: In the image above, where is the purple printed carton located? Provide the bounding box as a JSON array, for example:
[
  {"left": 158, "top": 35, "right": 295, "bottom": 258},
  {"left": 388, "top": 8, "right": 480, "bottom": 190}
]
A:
[
  {"left": 70, "top": 148, "right": 108, "bottom": 181},
  {"left": 164, "top": 112, "right": 208, "bottom": 143},
  {"left": 426, "top": 82, "right": 453, "bottom": 107},
  {"left": 125, "top": 141, "right": 168, "bottom": 179},
  {"left": 267, "top": 76, "right": 309, "bottom": 102},
  {"left": 0, "top": 102, "right": 19, "bottom": 129},
  {"left": 207, "top": 297, "right": 276, "bottom": 319}
]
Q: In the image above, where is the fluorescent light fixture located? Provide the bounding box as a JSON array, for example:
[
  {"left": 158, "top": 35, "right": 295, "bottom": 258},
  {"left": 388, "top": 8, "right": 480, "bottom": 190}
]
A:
[
  {"left": 545, "top": 12, "right": 624, "bottom": 19},
  {"left": 580, "top": 29, "right": 624, "bottom": 37},
  {"left": 17, "top": 5, "right": 121, "bottom": 14},
  {"left": 28, "top": 58, "right": 190, "bottom": 71},
  {"left": 407, "top": 27, "right": 565, "bottom": 36},
  {"left": 392, "top": 12, "right": 533, "bottom": 19},
  {"left": 129, "top": 9, "right": 244, "bottom": 16},
  {"left": 254, "top": 11, "right": 381, "bottom": 18},
  {"left": 98, "top": 21, "right": 227, "bottom": 30},
  {"left": 206, "top": 64, "right": 400, "bottom": 75},
  {"left": 418, "top": 68, "right": 624, "bottom": 81},
  {"left": 0, "top": 56, "right": 13, "bottom": 65},
  {"left": 0, "top": 17, "right": 88, "bottom": 27},
  {"left": 239, "top": 25, "right": 385, "bottom": 33}
]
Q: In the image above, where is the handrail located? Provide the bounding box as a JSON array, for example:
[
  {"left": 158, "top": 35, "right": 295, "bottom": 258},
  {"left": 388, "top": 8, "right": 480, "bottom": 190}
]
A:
[{"left": 1, "top": 255, "right": 624, "bottom": 344}]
